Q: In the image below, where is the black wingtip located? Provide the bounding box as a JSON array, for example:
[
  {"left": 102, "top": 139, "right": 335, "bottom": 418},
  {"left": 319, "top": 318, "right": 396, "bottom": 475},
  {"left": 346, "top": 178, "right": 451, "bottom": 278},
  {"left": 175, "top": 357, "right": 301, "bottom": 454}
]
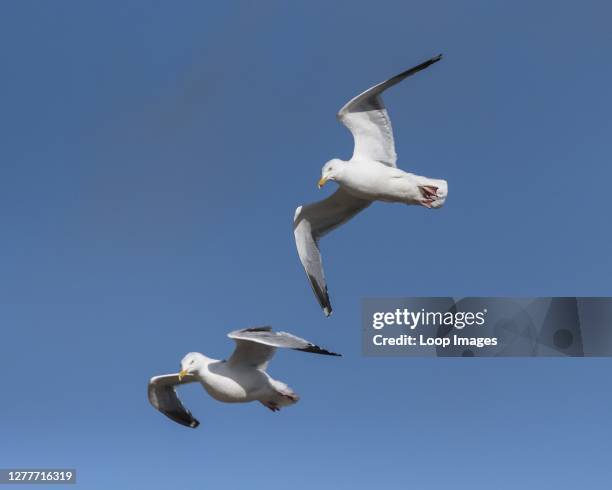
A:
[
  {"left": 423, "top": 53, "right": 443, "bottom": 68},
  {"left": 242, "top": 326, "right": 273, "bottom": 333},
  {"left": 298, "top": 344, "right": 342, "bottom": 357},
  {"left": 307, "top": 273, "right": 333, "bottom": 318},
  {"left": 389, "top": 53, "right": 444, "bottom": 86},
  {"left": 165, "top": 410, "right": 200, "bottom": 429}
]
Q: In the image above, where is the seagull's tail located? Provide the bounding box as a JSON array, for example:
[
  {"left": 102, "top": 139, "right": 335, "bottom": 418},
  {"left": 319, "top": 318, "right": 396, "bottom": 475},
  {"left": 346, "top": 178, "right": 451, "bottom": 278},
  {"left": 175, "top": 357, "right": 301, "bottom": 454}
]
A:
[
  {"left": 269, "top": 379, "right": 300, "bottom": 408},
  {"left": 431, "top": 179, "right": 448, "bottom": 209}
]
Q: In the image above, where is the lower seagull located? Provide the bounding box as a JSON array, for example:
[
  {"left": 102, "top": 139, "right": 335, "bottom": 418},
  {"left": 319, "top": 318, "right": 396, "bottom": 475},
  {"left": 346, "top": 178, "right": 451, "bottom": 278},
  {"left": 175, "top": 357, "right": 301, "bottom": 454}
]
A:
[{"left": 148, "top": 326, "right": 341, "bottom": 428}]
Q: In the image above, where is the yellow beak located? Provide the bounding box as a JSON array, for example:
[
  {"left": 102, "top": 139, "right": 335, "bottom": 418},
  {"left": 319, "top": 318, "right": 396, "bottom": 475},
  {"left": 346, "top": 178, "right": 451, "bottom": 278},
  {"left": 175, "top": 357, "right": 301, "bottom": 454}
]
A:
[
  {"left": 178, "top": 369, "right": 188, "bottom": 381},
  {"left": 318, "top": 176, "right": 328, "bottom": 188}
]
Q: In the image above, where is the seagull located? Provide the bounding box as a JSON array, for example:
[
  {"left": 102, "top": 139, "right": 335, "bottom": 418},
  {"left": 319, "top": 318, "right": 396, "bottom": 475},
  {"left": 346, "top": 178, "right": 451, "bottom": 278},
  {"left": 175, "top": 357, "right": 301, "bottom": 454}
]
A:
[
  {"left": 148, "top": 326, "right": 341, "bottom": 428},
  {"left": 294, "top": 54, "right": 447, "bottom": 317}
]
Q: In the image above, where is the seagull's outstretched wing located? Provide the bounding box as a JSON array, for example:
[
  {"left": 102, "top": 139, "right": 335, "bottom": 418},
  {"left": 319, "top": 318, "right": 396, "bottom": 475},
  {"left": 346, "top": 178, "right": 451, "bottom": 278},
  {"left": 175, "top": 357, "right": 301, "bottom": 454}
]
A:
[
  {"left": 227, "top": 326, "right": 341, "bottom": 369},
  {"left": 294, "top": 188, "right": 370, "bottom": 316},
  {"left": 148, "top": 374, "right": 200, "bottom": 428},
  {"left": 338, "top": 54, "right": 442, "bottom": 167}
]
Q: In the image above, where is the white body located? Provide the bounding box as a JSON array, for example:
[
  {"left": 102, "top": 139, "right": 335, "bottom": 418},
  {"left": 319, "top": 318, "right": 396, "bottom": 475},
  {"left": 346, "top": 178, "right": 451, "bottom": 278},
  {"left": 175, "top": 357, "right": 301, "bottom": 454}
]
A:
[
  {"left": 336, "top": 158, "right": 447, "bottom": 207},
  {"left": 195, "top": 356, "right": 297, "bottom": 409}
]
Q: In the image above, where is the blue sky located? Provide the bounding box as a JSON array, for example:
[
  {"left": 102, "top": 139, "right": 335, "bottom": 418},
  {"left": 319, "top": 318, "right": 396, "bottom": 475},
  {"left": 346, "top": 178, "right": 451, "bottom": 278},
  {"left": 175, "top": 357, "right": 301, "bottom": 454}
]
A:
[{"left": 1, "top": 1, "right": 612, "bottom": 488}]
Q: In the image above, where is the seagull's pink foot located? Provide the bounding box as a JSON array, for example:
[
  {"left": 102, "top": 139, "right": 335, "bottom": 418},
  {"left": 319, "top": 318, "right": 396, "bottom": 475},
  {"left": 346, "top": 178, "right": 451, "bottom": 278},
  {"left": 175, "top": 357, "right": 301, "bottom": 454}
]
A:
[
  {"left": 262, "top": 401, "right": 280, "bottom": 412},
  {"left": 418, "top": 185, "right": 438, "bottom": 208},
  {"left": 419, "top": 185, "right": 438, "bottom": 199}
]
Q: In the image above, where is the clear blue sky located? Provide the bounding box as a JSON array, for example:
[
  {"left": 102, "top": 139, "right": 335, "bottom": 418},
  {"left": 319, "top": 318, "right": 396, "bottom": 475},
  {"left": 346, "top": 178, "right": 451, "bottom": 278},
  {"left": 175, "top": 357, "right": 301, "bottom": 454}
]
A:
[{"left": 1, "top": 1, "right": 611, "bottom": 488}]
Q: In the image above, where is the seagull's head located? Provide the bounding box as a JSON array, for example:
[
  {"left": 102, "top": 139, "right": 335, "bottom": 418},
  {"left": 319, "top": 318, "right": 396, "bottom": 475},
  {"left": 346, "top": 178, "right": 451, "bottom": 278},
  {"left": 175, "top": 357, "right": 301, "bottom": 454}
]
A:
[
  {"left": 179, "top": 352, "right": 206, "bottom": 381},
  {"left": 318, "top": 159, "right": 345, "bottom": 188}
]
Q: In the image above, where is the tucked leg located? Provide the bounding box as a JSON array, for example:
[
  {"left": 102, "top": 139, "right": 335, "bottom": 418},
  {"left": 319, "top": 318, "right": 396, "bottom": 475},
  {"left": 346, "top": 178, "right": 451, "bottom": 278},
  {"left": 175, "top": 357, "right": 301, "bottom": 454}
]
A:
[{"left": 418, "top": 185, "right": 439, "bottom": 208}]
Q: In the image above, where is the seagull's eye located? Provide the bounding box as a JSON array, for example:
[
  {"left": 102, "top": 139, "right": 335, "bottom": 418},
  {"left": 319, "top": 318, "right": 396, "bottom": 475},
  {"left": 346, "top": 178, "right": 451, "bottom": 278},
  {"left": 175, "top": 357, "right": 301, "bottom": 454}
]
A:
[{"left": 190, "top": 359, "right": 195, "bottom": 365}]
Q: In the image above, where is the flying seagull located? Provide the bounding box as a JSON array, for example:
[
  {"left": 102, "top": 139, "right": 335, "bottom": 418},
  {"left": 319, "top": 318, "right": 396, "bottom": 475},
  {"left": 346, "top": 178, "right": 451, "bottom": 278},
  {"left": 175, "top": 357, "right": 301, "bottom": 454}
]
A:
[
  {"left": 293, "top": 54, "right": 447, "bottom": 317},
  {"left": 148, "top": 327, "right": 341, "bottom": 428}
]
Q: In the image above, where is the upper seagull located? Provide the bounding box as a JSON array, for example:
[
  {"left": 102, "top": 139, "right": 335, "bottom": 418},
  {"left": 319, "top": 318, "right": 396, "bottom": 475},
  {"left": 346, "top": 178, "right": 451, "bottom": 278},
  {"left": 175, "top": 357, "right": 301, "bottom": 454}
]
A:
[
  {"left": 148, "top": 326, "right": 340, "bottom": 428},
  {"left": 294, "top": 54, "right": 448, "bottom": 317}
]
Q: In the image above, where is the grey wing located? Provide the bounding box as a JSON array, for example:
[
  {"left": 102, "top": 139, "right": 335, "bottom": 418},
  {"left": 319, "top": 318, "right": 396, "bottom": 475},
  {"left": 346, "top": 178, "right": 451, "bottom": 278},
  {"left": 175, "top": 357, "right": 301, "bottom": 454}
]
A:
[
  {"left": 148, "top": 374, "right": 200, "bottom": 428},
  {"left": 228, "top": 327, "right": 341, "bottom": 369},
  {"left": 293, "top": 188, "right": 370, "bottom": 317},
  {"left": 338, "top": 54, "right": 442, "bottom": 167},
  {"left": 227, "top": 327, "right": 277, "bottom": 369}
]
